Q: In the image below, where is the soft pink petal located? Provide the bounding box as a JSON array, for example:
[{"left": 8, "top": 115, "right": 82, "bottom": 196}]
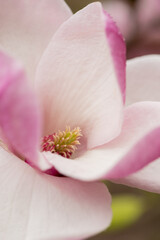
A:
[
  {"left": 104, "top": 11, "right": 126, "bottom": 102},
  {"left": 36, "top": 2, "right": 124, "bottom": 150},
  {"left": 116, "top": 158, "right": 160, "bottom": 193},
  {"left": 0, "top": 51, "right": 41, "bottom": 163},
  {"left": 0, "top": 147, "right": 112, "bottom": 239},
  {"left": 0, "top": 0, "right": 72, "bottom": 80},
  {"left": 126, "top": 55, "right": 160, "bottom": 105},
  {"left": 42, "top": 102, "right": 160, "bottom": 182}
]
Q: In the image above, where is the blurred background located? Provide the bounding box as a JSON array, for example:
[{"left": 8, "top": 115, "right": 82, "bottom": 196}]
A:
[
  {"left": 65, "top": 0, "right": 160, "bottom": 239},
  {"left": 66, "top": 0, "right": 160, "bottom": 59}
]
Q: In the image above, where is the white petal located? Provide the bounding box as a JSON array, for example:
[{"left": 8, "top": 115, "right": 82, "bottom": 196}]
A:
[
  {"left": 0, "top": 0, "right": 72, "bottom": 80},
  {"left": 36, "top": 3, "right": 124, "bottom": 149},
  {"left": 126, "top": 55, "right": 160, "bottom": 105},
  {"left": 0, "top": 148, "right": 112, "bottom": 239},
  {"left": 116, "top": 158, "right": 160, "bottom": 194}
]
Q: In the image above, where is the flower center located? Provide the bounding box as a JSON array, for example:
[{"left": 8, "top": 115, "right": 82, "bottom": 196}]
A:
[{"left": 41, "top": 127, "right": 82, "bottom": 158}]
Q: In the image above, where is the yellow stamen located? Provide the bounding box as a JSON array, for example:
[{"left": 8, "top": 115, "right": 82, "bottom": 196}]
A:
[{"left": 41, "top": 127, "right": 82, "bottom": 158}]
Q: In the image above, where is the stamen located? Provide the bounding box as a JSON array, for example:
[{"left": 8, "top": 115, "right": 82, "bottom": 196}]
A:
[{"left": 41, "top": 127, "right": 82, "bottom": 158}]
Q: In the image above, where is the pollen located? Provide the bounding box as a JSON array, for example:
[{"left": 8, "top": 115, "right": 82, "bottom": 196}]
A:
[{"left": 41, "top": 127, "right": 82, "bottom": 158}]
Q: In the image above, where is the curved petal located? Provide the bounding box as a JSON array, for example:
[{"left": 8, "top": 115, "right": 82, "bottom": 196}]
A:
[
  {"left": 0, "top": 148, "right": 112, "bottom": 239},
  {"left": 0, "top": 0, "right": 72, "bottom": 80},
  {"left": 0, "top": 51, "right": 41, "bottom": 163},
  {"left": 116, "top": 158, "right": 160, "bottom": 193},
  {"left": 104, "top": 12, "right": 126, "bottom": 102},
  {"left": 42, "top": 102, "right": 160, "bottom": 181},
  {"left": 36, "top": 2, "right": 125, "bottom": 150},
  {"left": 126, "top": 55, "right": 160, "bottom": 105}
]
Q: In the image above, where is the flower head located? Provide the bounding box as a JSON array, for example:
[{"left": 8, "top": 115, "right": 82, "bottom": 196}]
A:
[{"left": 0, "top": 1, "right": 160, "bottom": 240}]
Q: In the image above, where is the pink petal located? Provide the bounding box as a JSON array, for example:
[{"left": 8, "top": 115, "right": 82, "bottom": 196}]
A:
[
  {"left": 126, "top": 55, "right": 160, "bottom": 105},
  {"left": 105, "top": 102, "right": 160, "bottom": 179},
  {"left": 0, "top": 147, "right": 112, "bottom": 239},
  {"left": 0, "top": 0, "right": 72, "bottom": 80},
  {"left": 0, "top": 51, "right": 41, "bottom": 164},
  {"left": 116, "top": 158, "right": 160, "bottom": 193},
  {"left": 36, "top": 2, "right": 124, "bottom": 150},
  {"left": 104, "top": 11, "right": 126, "bottom": 102},
  {"left": 42, "top": 102, "right": 160, "bottom": 182}
]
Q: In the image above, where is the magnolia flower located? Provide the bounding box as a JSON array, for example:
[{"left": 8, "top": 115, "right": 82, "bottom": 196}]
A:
[{"left": 0, "top": 1, "right": 160, "bottom": 240}]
